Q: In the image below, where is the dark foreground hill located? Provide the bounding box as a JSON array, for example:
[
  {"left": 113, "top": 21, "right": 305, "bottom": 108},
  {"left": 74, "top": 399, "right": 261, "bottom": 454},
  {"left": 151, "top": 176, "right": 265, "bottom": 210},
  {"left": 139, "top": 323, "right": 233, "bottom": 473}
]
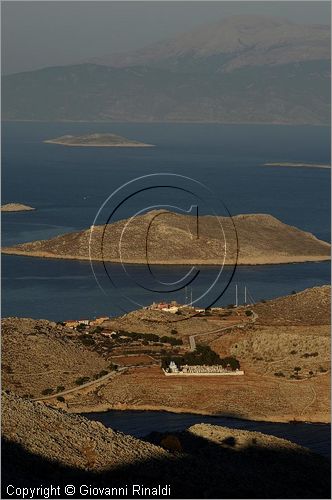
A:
[
  {"left": 2, "top": 392, "right": 330, "bottom": 499},
  {"left": 2, "top": 210, "right": 330, "bottom": 265}
]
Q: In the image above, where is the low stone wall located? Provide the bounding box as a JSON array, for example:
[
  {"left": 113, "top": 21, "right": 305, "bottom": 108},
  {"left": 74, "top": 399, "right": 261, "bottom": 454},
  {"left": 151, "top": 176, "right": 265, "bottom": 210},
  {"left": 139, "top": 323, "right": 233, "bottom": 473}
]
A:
[{"left": 163, "top": 369, "right": 244, "bottom": 376}]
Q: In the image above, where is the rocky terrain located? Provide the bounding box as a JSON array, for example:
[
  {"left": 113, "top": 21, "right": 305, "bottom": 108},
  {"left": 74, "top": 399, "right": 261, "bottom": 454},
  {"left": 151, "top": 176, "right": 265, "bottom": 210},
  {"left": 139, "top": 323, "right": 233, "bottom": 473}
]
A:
[
  {"left": 1, "top": 318, "right": 110, "bottom": 398},
  {"left": 44, "top": 133, "right": 153, "bottom": 147},
  {"left": 2, "top": 392, "right": 330, "bottom": 498},
  {"left": 1, "top": 287, "right": 330, "bottom": 423},
  {"left": 59, "top": 286, "right": 330, "bottom": 423},
  {"left": 1, "top": 203, "right": 35, "bottom": 212},
  {"left": 252, "top": 285, "right": 331, "bottom": 325},
  {"left": 2, "top": 210, "right": 330, "bottom": 265},
  {"left": 3, "top": 16, "right": 330, "bottom": 124}
]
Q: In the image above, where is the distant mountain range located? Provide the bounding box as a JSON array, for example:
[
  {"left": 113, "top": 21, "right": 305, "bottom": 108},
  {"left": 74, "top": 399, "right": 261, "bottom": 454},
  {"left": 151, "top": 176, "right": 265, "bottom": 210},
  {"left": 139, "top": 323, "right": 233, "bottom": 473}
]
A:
[{"left": 2, "top": 16, "right": 330, "bottom": 124}]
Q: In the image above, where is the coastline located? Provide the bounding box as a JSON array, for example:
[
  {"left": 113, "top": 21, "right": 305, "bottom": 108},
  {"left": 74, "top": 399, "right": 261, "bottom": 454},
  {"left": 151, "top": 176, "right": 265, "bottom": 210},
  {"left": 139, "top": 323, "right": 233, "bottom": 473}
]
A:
[
  {"left": 264, "top": 162, "right": 330, "bottom": 169},
  {"left": 1, "top": 248, "right": 331, "bottom": 266},
  {"left": 69, "top": 402, "right": 330, "bottom": 425}
]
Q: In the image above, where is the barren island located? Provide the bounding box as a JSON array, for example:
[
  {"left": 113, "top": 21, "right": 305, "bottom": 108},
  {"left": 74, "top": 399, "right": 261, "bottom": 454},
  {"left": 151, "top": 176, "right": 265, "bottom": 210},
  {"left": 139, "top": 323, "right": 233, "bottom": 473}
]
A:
[
  {"left": 1, "top": 203, "right": 35, "bottom": 212},
  {"left": 1, "top": 209, "right": 330, "bottom": 265},
  {"left": 44, "top": 133, "right": 154, "bottom": 147}
]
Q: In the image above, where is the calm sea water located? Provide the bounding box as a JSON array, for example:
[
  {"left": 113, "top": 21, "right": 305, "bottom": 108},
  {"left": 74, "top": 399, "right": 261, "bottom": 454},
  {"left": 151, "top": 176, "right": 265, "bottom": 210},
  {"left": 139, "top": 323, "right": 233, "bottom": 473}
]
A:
[
  {"left": 85, "top": 410, "right": 331, "bottom": 459},
  {"left": 2, "top": 122, "right": 331, "bottom": 449},
  {"left": 2, "top": 122, "right": 330, "bottom": 319}
]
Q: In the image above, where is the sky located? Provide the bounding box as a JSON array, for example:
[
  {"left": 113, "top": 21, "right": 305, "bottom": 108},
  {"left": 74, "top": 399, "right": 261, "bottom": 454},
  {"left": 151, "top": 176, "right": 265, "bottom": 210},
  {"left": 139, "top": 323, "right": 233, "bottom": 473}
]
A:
[{"left": 1, "top": 1, "right": 331, "bottom": 75}]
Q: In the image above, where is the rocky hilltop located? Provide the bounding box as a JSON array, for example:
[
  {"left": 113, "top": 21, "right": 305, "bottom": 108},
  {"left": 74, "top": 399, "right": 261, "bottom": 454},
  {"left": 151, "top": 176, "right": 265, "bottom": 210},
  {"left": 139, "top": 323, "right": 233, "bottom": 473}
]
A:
[
  {"left": 2, "top": 210, "right": 330, "bottom": 265},
  {"left": 253, "top": 285, "right": 331, "bottom": 326},
  {"left": 1, "top": 203, "right": 35, "bottom": 212},
  {"left": 2, "top": 392, "right": 330, "bottom": 498},
  {"left": 44, "top": 133, "right": 153, "bottom": 147}
]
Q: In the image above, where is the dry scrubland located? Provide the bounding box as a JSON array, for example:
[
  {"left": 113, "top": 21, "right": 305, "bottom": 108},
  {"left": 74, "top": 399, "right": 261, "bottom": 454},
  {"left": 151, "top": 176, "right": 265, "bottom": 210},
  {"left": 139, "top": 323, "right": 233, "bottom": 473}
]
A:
[
  {"left": 2, "top": 392, "right": 330, "bottom": 499},
  {"left": 1, "top": 287, "right": 331, "bottom": 497},
  {"left": 2, "top": 210, "right": 330, "bottom": 265},
  {"left": 1, "top": 318, "right": 110, "bottom": 398},
  {"left": 65, "top": 287, "right": 331, "bottom": 422},
  {"left": 104, "top": 308, "right": 243, "bottom": 340},
  {"left": 1, "top": 286, "right": 330, "bottom": 423}
]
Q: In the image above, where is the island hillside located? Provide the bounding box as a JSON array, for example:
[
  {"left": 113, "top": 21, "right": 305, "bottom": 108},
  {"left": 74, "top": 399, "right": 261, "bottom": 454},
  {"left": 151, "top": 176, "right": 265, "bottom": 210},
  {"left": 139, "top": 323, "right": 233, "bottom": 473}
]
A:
[
  {"left": 1, "top": 210, "right": 330, "bottom": 265},
  {"left": 1, "top": 203, "right": 35, "bottom": 212},
  {"left": 44, "top": 133, "right": 153, "bottom": 147}
]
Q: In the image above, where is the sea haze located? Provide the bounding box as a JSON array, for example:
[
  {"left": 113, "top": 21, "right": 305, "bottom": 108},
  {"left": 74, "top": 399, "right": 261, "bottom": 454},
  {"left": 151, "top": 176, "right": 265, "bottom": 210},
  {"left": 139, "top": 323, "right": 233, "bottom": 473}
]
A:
[{"left": 2, "top": 122, "right": 331, "bottom": 320}]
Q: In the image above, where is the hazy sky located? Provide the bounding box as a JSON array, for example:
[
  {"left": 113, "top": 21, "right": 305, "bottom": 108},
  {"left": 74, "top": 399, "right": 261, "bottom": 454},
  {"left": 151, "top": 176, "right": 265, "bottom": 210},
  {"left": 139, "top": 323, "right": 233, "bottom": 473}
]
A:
[{"left": 2, "top": 1, "right": 331, "bottom": 74}]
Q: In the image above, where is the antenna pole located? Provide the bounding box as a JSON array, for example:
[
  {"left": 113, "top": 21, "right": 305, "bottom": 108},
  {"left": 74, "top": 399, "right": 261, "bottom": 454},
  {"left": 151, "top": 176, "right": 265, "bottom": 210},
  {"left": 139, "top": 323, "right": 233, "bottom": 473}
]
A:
[{"left": 244, "top": 286, "right": 247, "bottom": 305}]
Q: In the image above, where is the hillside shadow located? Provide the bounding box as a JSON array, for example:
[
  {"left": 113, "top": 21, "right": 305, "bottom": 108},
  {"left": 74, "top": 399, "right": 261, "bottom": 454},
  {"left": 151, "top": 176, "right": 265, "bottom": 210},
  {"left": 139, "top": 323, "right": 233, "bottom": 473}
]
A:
[{"left": 2, "top": 429, "right": 330, "bottom": 499}]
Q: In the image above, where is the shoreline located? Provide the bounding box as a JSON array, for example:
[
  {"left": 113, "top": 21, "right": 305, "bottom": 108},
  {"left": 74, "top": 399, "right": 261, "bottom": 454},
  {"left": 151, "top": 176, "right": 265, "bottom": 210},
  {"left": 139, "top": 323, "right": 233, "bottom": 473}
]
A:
[
  {"left": 69, "top": 402, "right": 330, "bottom": 425},
  {"left": 1, "top": 248, "right": 331, "bottom": 266},
  {"left": 264, "top": 162, "right": 330, "bottom": 169},
  {"left": 3, "top": 119, "right": 330, "bottom": 127}
]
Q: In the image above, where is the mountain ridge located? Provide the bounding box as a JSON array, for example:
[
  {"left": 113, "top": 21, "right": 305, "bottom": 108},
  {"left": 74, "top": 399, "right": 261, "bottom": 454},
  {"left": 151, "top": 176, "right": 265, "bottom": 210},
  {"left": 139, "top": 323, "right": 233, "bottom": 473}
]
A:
[
  {"left": 2, "top": 15, "right": 330, "bottom": 124},
  {"left": 89, "top": 15, "right": 330, "bottom": 72}
]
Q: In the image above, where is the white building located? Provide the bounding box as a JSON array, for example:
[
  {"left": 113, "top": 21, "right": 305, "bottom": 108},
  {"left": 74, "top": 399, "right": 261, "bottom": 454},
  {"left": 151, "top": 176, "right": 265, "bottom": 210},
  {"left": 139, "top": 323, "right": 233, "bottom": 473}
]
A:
[{"left": 168, "top": 361, "right": 179, "bottom": 373}]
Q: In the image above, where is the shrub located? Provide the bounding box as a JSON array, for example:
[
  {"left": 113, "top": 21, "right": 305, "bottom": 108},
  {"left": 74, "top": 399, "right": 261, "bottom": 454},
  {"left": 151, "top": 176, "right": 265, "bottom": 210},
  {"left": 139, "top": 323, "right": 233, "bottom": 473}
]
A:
[
  {"left": 274, "top": 372, "right": 285, "bottom": 377},
  {"left": 79, "top": 335, "right": 95, "bottom": 346},
  {"left": 41, "top": 388, "right": 54, "bottom": 395},
  {"left": 98, "top": 370, "right": 109, "bottom": 377},
  {"left": 220, "top": 356, "right": 240, "bottom": 370},
  {"left": 290, "top": 350, "right": 297, "bottom": 355},
  {"left": 171, "top": 329, "right": 177, "bottom": 335},
  {"left": 56, "top": 386, "right": 65, "bottom": 392},
  {"left": 75, "top": 376, "right": 90, "bottom": 385},
  {"left": 301, "top": 352, "right": 318, "bottom": 358},
  {"left": 76, "top": 323, "right": 87, "bottom": 332},
  {"left": 57, "top": 396, "right": 65, "bottom": 402},
  {"left": 93, "top": 326, "right": 103, "bottom": 333}
]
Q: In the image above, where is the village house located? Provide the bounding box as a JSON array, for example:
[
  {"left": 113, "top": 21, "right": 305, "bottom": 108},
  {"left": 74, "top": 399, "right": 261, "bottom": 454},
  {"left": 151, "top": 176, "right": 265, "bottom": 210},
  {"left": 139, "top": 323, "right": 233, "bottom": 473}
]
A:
[
  {"left": 90, "top": 316, "right": 109, "bottom": 326},
  {"left": 63, "top": 320, "right": 80, "bottom": 329}
]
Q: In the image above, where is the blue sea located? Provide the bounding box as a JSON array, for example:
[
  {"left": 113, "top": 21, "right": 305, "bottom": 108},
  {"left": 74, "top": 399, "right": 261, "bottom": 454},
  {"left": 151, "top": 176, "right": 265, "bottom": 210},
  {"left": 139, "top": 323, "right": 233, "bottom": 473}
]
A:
[
  {"left": 2, "top": 122, "right": 331, "bottom": 454},
  {"left": 2, "top": 122, "right": 331, "bottom": 320}
]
